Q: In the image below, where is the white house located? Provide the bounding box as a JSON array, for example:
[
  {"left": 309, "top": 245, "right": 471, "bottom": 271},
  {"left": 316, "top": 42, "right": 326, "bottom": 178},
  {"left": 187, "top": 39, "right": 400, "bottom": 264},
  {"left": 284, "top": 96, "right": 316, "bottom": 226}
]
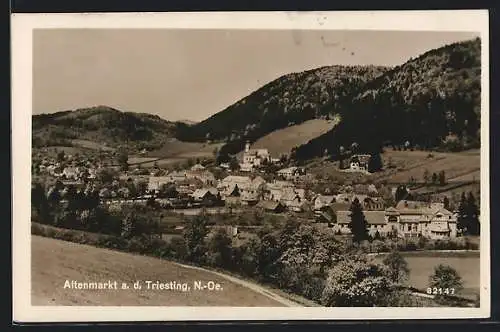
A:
[
  {"left": 313, "top": 194, "right": 336, "bottom": 211},
  {"left": 277, "top": 167, "right": 305, "bottom": 180},
  {"left": 349, "top": 154, "right": 371, "bottom": 172}
]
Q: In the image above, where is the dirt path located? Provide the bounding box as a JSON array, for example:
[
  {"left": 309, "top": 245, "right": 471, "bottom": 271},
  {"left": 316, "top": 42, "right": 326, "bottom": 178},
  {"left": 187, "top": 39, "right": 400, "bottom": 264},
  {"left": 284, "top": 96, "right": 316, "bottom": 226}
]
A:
[{"left": 172, "top": 262, "right": 301, "bottom": 307}]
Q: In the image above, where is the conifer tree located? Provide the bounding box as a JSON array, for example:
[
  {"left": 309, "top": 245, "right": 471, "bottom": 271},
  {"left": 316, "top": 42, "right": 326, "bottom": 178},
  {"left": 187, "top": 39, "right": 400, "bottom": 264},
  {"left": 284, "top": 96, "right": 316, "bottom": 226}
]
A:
[
  {"left": 349, "top": 198, "right": 369, "bottom": 243},
  {"left": 466, "top": 192, "right": 480, "bottom": 235},
  {"left": 457, "top": 192, "right": 468, "bottom": 232}
]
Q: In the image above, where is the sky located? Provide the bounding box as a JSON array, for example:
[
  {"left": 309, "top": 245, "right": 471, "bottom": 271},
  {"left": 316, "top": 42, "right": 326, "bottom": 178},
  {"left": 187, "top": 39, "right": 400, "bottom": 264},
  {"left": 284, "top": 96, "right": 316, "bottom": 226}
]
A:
[{"left": 32, "top": 29, "right": 479, "bottom": 122}]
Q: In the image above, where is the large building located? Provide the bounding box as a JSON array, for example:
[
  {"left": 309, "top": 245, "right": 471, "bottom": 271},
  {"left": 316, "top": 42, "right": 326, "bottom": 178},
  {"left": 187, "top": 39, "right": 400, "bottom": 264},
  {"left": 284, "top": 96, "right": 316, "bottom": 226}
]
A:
[
  {"left": 333, "top": 201, "right": 458, "bottom": 239},
  {"left": 239, "top": 141, "right": 271, "bottom": 172}
]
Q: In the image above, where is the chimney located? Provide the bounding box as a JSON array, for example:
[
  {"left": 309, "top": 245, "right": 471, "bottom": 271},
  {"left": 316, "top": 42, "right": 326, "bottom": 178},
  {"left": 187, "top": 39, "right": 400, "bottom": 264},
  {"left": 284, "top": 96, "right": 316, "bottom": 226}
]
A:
[{"left": 245, "top": 141, "right": 250, "bottom": 153}]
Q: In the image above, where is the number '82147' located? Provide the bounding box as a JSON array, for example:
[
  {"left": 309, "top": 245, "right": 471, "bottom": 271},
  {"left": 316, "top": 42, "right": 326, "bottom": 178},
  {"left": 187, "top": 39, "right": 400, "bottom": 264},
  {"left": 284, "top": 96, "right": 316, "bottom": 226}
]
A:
[{"left": 426, "top": 287, "right": 455, "bottom": 295}]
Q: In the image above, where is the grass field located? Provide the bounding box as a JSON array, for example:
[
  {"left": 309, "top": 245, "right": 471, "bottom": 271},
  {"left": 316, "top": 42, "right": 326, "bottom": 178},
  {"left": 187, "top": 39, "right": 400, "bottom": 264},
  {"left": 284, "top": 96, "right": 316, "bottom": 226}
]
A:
[
  {"left": 31, "top": 236, "right": 296, "bottom": 306},
  {"left": 373, "top": 251, "right": 480, "bottom": 300},
  {"left": 146, "top": 138, "right": 223, "bottom": 159},
  {"left": 376, "top": 149, "right": 480, "bottom": 183},
  {"left": 71, "top": 139, "right": 115, "bottom": 151},
  {"left": 251, "top": 119, "right": 337, "bottom": 157}
]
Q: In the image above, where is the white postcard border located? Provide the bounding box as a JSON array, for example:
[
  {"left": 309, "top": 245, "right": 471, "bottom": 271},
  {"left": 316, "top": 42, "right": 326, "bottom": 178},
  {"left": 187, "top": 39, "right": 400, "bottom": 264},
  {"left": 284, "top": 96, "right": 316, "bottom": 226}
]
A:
[{"left": 11, "top": 10, "right": 490, "bottom": 322}]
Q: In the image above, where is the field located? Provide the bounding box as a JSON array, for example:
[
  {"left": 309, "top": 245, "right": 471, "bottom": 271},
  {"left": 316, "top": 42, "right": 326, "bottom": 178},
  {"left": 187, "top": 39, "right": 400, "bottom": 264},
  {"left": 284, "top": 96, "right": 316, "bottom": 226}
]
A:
[
  {"left": 71, "top": 139, "right": 115, "bottom": 151},
  {"left": 251, "top": 119, "right": 337, "bottom": 157},
  {"left": 306, "top": 148, "right": 480, "bottom": 190},
  {"left": 146, "top": 138, "right": 223, "bottom": 160},
  {"left": 376, "top": 149, "right": 480, "bottom": 183},
  {"left": 373, "top": 251, "right": 480, "bottom": 300},
  {"left": 31, "top": 236, "right": 297, "bottom": 306}
]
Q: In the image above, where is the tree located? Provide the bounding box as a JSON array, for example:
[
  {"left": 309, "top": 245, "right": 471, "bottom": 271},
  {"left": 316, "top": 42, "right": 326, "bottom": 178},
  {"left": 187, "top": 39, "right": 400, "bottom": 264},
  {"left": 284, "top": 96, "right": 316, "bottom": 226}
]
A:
[
  {"left": 457, "top": 192, "right": 480, "bottom": 235},
  {"left": 121, "top": 212, "right": 135, "bottom": 239},
  {"left": 429, "top": 264, "right": 464, "bottom": 303},
  {"left": 31, "top": 182, "right": 51, "bottom": 223},
  {"left": 368, "top": 152, "right": 383, "bottom": 173},
  {"left": 207, "top": 228, "right": 233, "bottom": 268},
  {"left": 431, "top": 172, "right": 438, "bottom": 185},
  {"left": 321, "top": 256, "right": 395, "bottom": 307},
  {"left": 229, "top": 156, "right": 239, "bottom": 172},
  {"left": 466, "top": 192, "right": 480, "bottom": 235},
  {"left": 443, "top": 196, "right": 450, "bottom": 210},
  {"left": 438, "top": 170, "right": 446, "bottom": 186},
  {"left": 117, "top": 152, "right": 129, "bottom": 171},
  {"left": 348, "top": 198, "right": 368, "bottom": 243},
  {"left": 457, "top": 193, "right": 468, "bottom": 231},
  {"left": 423, "top": 169, "right": 430, "bottom": 184},
  {"left": 183, "top": 213, "right": 209, "bottom": 264},
  {"left": 57, "top": 150, "right": 65, "bottom": 162},
  {"left": 382, "top": 250, "right": 410, "bottom": 285},
  {"left": 394, "top": 185, "right": 408, "bottom": 202}
]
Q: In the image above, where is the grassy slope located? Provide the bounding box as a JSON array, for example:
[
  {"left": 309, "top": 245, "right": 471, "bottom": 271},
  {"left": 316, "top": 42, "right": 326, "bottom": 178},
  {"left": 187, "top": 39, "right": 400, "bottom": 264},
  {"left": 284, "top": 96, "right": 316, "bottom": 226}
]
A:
[
  {"left": 251, "top": 119, "right": 337, "bottom": 157},
  {"left": 31, "top": 236, "right": 291, "bottom": 306},
  {"left": 306, "top": 149, "right": 480, "bottom": 189},
  {"left": 375, "top": 149, "right": 480, "bottom": 183}
]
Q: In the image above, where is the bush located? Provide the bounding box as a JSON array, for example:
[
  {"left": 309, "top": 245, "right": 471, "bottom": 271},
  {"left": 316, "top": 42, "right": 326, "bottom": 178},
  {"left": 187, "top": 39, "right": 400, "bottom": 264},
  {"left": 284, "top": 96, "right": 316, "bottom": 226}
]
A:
[
  {"left": 321, "top": 256, "right": 396, "bottom": 307},
  {"left": 371, "top": 239, "right": 388, "bottom": 253}
]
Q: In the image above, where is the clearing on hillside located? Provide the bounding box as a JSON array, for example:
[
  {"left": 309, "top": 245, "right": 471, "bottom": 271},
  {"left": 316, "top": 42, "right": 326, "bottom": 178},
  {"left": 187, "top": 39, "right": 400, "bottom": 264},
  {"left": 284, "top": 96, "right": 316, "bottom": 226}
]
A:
[
  {"left": 31, "top": 236, "right": 296, "bottom": 307},
  {"left": 146, "top": 138, "right": 224, "bottom": 160},
  {"left": 376, "top": 149, "right": 480, "bottom": 183},
  {"left": 251, "top": 119, "right": 337, "bottom": 157}
]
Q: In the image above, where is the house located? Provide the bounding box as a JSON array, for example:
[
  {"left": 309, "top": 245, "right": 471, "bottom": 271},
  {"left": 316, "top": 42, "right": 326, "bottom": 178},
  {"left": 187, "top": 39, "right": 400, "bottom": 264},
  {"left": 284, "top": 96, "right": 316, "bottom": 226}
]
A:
[
  {"left": 335, "top": 193, "right": 368, "bottom": 205},
  {"left": 313, "top": 195, "right": 336, "bottom": 211},
  {"left": 62, "top": 166, "right": 80, "bottom": 180},
  {"left": 280, "top": 190, "right": 307, "bottom": 212},
  {"left": 186, "top": 170, "right": 216, "bottom": 186},
  {"left": 333, "top": 204, "right": 458, "bottom": 239},
  {"left": 362, "top": 196, "right": 385, "bottom": 211},
  {"left": 148, "top": 176, "right": 172, "bottom": 193},
  {"left": 264, "top": 180, "right": 295, "bottom": 201},
  {"left": 334, "top": 210, "right": 391, "bottom": 236},
  {"left": 191, "top": 188, "right": 221, "bottom": 206},
  {"left": 386, "top": 204, "right": 457, "bottom": 239},
  {"left": 168, "top": 171, "right": 187, "bottom": 183},
  {"left": 349, "top": 154, "right": 371, "bottom": 172},
  {"left": 277, "top": 167, "right": 305, "bottom": 181},
  {"left": 218, "top": 175, "right": 252, "bottom": 196},
  {"left": 241, "top": 191, "right": 260, "bottom": 206},
  {"left": 256, "top": 200, "right": 286, "bottom": 213},
  {"left": 190, "top": 164, "right": 206, "bottom": 172}
]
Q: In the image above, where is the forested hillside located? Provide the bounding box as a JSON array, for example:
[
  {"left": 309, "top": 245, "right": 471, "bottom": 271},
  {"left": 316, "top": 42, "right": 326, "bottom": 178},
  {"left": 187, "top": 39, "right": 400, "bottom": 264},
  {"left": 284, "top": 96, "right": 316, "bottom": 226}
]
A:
[
  {"left": 176, "top": 65, "right": 388, "bottom": 156},
  {"left": 293, "top": 37, "right": 481, "bottom": 160},
  {"left": 32, "top": 106, "right": 178, "bottom": 152}
]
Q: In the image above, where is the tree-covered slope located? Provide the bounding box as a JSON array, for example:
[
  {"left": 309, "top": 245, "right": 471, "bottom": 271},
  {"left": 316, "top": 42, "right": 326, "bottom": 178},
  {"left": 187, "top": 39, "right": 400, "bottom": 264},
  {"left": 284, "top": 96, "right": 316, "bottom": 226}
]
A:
[
  {"left": 294, "top": 37, "right": 481, "bottom": 160},
  {"left": 176, "top": 65, "right": 388, "bottom": 155},
  {"left": 32, "top": 106, "right": 178, "bottom": 151}
]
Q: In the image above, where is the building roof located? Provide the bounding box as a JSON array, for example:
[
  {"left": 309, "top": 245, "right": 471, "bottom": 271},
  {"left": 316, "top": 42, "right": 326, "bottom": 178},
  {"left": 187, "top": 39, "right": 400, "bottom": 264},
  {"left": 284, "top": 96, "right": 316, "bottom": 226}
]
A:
[
  {"left": 277, "top": 166, "right": 298, "bottom": 174},
  {"left": 222, "top": 175, "right": 252, "bottom": 186},
  {"left": 257, "top": 200, "right": 284, "bottom": 211},
  {"left": 190, "top": 164, "right": 206, "bottom": 171},
  {"left": 314, "top": 195, "right": 336, "bottom": 205},
  {"left": 280, "top": 190, "right": 300, "bottom": 202},
  {"left": 336, "top": 210, "right": 386, "bottom": 225},
  {"left": 191, "top": 187, "right": 219, "bottom": 199}
]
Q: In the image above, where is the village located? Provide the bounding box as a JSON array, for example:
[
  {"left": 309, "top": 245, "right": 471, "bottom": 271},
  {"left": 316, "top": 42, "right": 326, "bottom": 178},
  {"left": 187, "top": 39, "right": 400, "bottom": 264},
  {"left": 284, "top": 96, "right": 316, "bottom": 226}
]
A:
[{"left": 32, "top": 140, "right": 463, "bottom": 241}]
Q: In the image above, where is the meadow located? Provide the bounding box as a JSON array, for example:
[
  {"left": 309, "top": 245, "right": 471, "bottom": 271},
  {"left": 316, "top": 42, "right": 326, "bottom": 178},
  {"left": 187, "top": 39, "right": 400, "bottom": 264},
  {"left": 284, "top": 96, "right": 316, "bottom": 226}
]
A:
[{"left": 31, "top": 235, "right": 296, "bottom": 306}]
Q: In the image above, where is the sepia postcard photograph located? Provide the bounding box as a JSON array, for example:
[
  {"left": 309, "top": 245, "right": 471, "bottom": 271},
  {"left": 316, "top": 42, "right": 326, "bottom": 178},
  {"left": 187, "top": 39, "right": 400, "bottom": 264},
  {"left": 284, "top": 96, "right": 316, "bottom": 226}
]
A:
[{"left": 12, "top": 10, "right": 490, "bottom": 322}]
